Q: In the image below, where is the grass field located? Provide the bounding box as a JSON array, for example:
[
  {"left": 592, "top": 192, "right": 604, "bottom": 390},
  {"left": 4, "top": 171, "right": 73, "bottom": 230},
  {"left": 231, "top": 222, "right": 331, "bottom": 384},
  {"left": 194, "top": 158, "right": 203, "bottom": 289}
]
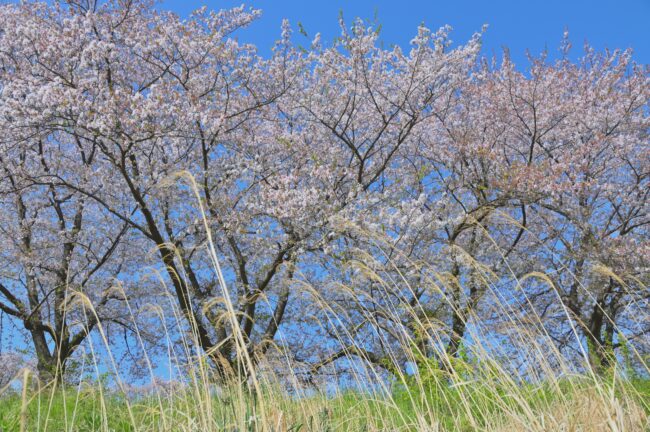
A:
[{"left": 0, "top": 370, "right": 648, "bottom": 431}]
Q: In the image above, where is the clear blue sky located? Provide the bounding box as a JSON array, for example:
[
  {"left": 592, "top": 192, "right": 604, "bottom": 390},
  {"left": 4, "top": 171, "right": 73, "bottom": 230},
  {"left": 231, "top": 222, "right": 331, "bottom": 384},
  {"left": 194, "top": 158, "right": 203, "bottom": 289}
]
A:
[{"left": 160, "top": 0, "right": 650, "bottom": 65}]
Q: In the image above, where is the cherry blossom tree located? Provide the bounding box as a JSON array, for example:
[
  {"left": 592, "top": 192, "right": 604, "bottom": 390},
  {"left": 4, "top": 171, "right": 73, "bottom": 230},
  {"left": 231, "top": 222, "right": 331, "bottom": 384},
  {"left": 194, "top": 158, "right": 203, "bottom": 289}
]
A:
[
  {"left": 0, "top": 133, "right": 137, "bottom": 381},
  {"left": 0, "top": 0, "right": 486, "bottom": 378},
  {"left": 1, "top": 0, "right": 647, "bottom": 384},
  {"left": 484, "top": 43, "right": 650, "bottom": 369},
  {"left": 279, "top": 21, "right": 488, "bottom": 374},
  {"left": 300, "top": 38, "right": 649, "bottom": 377}
]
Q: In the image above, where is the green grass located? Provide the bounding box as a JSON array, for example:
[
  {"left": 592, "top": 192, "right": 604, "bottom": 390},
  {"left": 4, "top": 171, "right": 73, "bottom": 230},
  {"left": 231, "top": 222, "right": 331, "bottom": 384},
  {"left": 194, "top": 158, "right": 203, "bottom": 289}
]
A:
[{"left": 0, "top": 374, "right": 648, "bottom": 431}]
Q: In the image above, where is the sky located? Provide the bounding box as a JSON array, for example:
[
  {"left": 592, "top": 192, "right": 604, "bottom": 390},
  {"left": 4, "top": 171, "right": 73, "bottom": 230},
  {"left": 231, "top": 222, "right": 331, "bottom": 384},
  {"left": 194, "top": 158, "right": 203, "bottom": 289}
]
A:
[{"left": 159, "top": 0, "right": 650, "bottom": 66}]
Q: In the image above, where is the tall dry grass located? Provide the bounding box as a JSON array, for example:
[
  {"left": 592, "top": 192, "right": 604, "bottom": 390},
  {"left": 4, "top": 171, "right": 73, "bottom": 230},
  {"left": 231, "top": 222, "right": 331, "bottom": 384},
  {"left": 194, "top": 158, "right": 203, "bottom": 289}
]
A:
[{"left": 0, "top": 175, "right": 648, "bottom": 431}]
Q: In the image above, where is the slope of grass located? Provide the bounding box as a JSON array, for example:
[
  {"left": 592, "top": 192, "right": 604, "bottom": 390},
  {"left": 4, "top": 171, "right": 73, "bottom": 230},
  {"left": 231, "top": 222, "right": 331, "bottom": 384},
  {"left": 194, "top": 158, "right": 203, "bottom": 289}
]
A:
[{"left": 0, "top": 371, "right": 647, "bottom": 431}]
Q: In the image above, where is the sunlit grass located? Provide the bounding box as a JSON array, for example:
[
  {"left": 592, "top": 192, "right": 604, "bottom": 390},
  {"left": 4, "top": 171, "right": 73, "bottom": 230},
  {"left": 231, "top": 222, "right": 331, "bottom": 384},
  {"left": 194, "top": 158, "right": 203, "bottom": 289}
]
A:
[{"left": 0, "top": 374, "right": 647, "bottom": 431}]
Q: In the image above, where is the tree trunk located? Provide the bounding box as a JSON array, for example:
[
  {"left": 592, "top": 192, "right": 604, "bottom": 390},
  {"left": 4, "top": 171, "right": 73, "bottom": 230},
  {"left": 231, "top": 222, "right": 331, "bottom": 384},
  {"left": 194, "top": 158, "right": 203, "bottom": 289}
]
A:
[{"left": 585, "top": 300, "right": 613, "bottom": 372}]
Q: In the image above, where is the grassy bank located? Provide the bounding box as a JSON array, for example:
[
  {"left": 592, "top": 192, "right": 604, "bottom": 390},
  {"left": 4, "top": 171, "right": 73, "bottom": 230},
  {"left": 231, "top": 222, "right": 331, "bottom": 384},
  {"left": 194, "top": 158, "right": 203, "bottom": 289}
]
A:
[{"left": 1, "top": 370, "right": 648, "bottom": 431}]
